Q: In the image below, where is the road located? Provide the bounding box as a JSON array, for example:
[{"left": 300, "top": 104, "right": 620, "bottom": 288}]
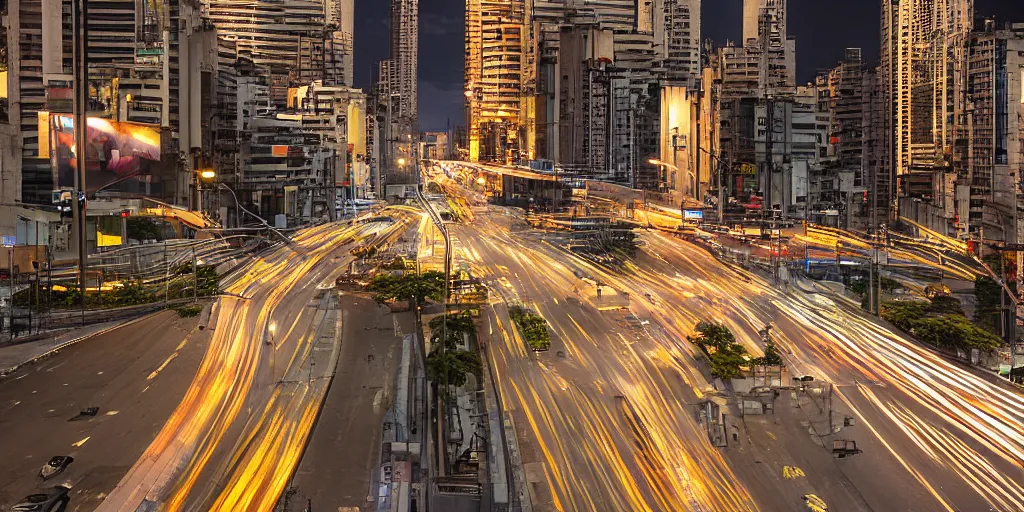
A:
[
  {"left": 0, "top": 310, "right": 206, "bottom": 510},
  {"left": 456, "top": 209, "right": 758, "bottom": 511},
  {"left": 637, "top": 231, "right": 1023, "bottom": 511},
  {"left": 456, "top": 204, "right": 1023, "bottom": 511},
  {"left": 285, "top": 293, "right": 411, "bottom": 512},
  {"left": 96, "top": 216, "right": 414, "bottom": 511}
]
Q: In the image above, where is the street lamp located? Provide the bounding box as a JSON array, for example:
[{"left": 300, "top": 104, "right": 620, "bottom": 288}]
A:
[{"left": 397, "top": 158, "right": 407, "bottom": 167}]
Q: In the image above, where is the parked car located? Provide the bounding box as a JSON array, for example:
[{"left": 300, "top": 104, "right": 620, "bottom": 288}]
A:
[{"left": 10, "top": 486, "right": 70, "bottom": 512}]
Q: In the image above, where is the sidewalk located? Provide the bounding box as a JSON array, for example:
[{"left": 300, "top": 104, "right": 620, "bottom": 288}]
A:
[{"left": 0, "top": 319, "right": 136, "bottom": 375}]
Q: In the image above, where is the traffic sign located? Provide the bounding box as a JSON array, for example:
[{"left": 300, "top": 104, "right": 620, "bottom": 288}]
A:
[{"left": 1, "top": 235, "right": 15, "bottom": 247}]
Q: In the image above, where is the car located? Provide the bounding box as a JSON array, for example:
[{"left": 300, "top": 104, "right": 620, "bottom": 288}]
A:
[
  {"left": 39, "top": 456, "right": 73, "bottom": 480},
  {"left": 10, "top": 486, "right": 70, "bottom": 512}
]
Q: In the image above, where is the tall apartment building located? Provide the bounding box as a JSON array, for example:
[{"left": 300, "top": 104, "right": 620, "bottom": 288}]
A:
[
  {"left": 390, "top": 0, "right": 417, "bottom": 128},
  {"left": 648, "top": 0, "right": 701, "bottom": 81},
  {"left": 5, "top": 0, "right": 74, "bottom": 204},
  {"left": 205, "top": 0, "right": 351, "bottom": 108},
  {"left": 743, "top": 0, "right": 794, "bottom": 91},
  {"left": 387, "top": 0, "right": 417, "bottom": 185},
  {"left": 881, "top": 0, "right": 973, "bottom": 178},
  {"left": 464, "top": 0, "right": 526, "bottom": 164},
  {"left": 959, "top": 22, "right": 1024, "bottom": 240}
]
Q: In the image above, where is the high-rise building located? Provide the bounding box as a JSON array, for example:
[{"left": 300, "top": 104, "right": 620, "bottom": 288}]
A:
[
  {"left": 206, "top": 0, "right": 353, "bottom": 108},
  {"left": 880, "top": 0, "right": 973, "bottom": 177},
  {"left": 465, "top": 0, "right": 526, "bottom": 164},
  {"left": 743, "top": 0, "right": 794, "bottom": 90},
  {"left": 959, "top": 22, "right": 1024, "bottom": 239},
  {"left": 388, "top": 0, "right": 418, "bottom": 185},
  {"left": 390, "top": 0, "right": 418, "bottom": 129}
]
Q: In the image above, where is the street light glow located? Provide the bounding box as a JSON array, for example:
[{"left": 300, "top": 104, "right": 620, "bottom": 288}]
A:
[
  {"left": 200, "top": 170, "right": 216, "bottom": 180},
  {"left": 268, "top": 322, "right": 276, "bottom": 335},
  {"left": 397, "top": 158, "right": 407, "bottom": 166}
]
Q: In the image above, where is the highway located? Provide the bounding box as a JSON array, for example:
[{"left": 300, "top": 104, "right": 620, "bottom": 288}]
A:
[
  {"left": 96, "top": 216, "right": 413, "bottom": 511},
  {"left": 456, "top": 209, "right": 757, "bottom": 511},
  {"left": 0, "top": 310, "right": 206, "bottom": 510},
  {"left": 634, "top": 231, "right": 1023, "bottom": 511},
  {"left": 457, "top": 204, "right": 1023, "bottom": 511}
]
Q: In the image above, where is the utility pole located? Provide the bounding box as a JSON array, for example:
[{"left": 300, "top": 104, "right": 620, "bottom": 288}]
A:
[{"left": 72, "top": 0, "right": 89, "bottom": 315}]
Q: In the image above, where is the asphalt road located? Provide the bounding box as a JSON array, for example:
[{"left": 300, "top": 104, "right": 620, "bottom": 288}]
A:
[
  {"left": 455, "top": 204, "right": 1023, "bottom": 512},
  {"left": 638, "top": 231, "right": 1023, "bottom": 511},
  {"left": 456, "top": 210, "right": 758, "bottom": 511},
  {"left": 285, "top": 294, "right": 409, "bottom": 512},
  {"left": 97, "top": 216, "right": 415, "bottom": 511},
  {"left": 0, "top": 309, "right": 206, "bottom": 511}
]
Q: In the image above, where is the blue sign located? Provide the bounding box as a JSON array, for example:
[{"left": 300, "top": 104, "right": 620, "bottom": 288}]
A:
[
  {"left": 683, "top": 210, "right": 704, "bottom": 220},
  {"left": 1, "top": 235, "right": 15, "bottom": 247}
]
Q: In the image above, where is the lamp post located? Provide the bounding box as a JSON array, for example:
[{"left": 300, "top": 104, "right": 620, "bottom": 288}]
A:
[
  {"left": 267, "top": 321, "right": 277, "bottom": 380},
  {"left": 198, "top": 169, "right": 216, "bottom": 218}
]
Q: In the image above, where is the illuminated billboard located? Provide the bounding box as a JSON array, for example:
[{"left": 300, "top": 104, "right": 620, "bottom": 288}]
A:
[{"left": 43, "top": 114, "right": 161, "bottom": 192}]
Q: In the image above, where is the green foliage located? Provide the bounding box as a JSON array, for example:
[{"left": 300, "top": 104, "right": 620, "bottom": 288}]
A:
[
  {"left": 974, "top": 272, "right": 1004, "bottom": 333},
  {"left": 928, "top": 295, "right": 964, "bottom": 316},
  {"left": 429, "top": 311, "right": 476, "bottom": 349},
  {"left": 882, "top": 300, "right": 1002, "bottom": 352},
  {"left": 175, "top": 305, "right": 204, "bottom": 318},
  {"left": 126, "top": 217, "right": 167, "bottom": 242},
  {"left": 366, "top": 271, "right": 446, "bottom": 305},
  {"left": 707, "top": 346, "right": 748, "bottom": 381},
  {"left": 752, "top": 340, "right": 784, "bottom": 367},
  {"left": 426, "top": 349, "right": 482, "bottom": 390},
  {"left": 688, "top": 322, "right": 750, "bottom": 380},
  {"left": 508, "top": 306, "right": 551, "bottom": 351}
]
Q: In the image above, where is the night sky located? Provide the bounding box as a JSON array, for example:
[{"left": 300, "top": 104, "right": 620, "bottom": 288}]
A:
[{"left": 354, "top": 0, "right": 1023, "bottom": 132}]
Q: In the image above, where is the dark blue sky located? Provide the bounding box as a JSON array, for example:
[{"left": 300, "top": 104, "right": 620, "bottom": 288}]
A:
[{"left": 354, "top": 0, "right": 1023, "bottom": 132}]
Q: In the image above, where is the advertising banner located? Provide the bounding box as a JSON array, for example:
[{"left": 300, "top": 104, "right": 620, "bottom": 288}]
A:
[{"left": 45, "top": 114, "right": 161, "bottom": 192}]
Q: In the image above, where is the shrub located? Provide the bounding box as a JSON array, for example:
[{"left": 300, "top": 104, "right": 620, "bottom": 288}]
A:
[
  {"left": 882, "top": 300, "right": 1002, "bottom": 352},
  {"left": 508, "top": 306, "right": 551, "bottom": 351},
  {"left": 175, "top": 305, "right": 204, "bottom": 318}
]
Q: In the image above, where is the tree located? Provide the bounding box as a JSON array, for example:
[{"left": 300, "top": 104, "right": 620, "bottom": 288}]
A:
[
  {"left": 708, "top": 347, "right": 748, "bottom": 381},
  {"left": 367, "top": 271, "right": 446, "bottom": 305},
  {"left": 687, "top": 322, "right": 736, "bottom": 352},
  {"left": 753, "top": 340, "right": 784, "bottom": 367},
  {"left": 689, "top": 322, "right": 749, "bottom": 380},
  {"left": 429, "top": 311, "right": 475, "bottom": 349},
  {"left": 426, "top": 348, "right": 481, "bottom": 391}
]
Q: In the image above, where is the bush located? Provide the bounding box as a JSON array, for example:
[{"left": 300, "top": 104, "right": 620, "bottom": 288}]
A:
[
  {"left": 508, "top": 306, "right": 551, "bottom": 351},
  {"left": 882, "top": 299, "right": 1002, "bottom": 352},
  {"left": 175, "top": 305, "right": 204, "bottom": 318}
]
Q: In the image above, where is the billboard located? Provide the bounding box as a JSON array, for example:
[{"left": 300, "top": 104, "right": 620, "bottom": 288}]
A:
[
  {"left": 683, "top": 210, "right": 704, "bottom": 220},
  {"left": 44, "top": 114, "right": 161, "bottom": 193}
]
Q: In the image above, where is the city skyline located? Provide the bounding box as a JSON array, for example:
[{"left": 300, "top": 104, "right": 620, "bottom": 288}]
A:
[{"left": 355, "top": 0, "right": 1021, "bottom": 131}]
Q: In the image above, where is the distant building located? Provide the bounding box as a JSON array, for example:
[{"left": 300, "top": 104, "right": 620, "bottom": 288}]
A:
[{"left": 387, "top": 0, "right": 418, "bottom": 185}]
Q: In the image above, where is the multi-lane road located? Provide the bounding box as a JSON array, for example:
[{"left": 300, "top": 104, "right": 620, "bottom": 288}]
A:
[
  {"left": 457, "top": 203, "right": 1023, "bottom": 512},
  {"left": 95, "top": 218, "right": 412, "bottom": 511},
  {"left": 0, "top": 310, "right": 207, "bottom": 510}
]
